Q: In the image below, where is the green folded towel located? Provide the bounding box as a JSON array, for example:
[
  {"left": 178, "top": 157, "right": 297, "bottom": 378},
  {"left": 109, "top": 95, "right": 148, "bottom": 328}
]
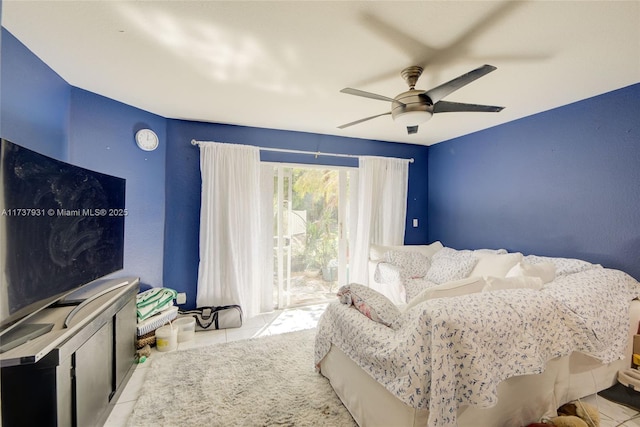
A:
[{"left": 136, "top": 288, "right": 178, "bottom": 321}]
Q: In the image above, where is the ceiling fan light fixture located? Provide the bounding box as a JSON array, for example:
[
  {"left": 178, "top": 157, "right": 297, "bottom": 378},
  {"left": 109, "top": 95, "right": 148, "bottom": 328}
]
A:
[{"left": 393, "top": 110, "right": 431, "bottom": 126}]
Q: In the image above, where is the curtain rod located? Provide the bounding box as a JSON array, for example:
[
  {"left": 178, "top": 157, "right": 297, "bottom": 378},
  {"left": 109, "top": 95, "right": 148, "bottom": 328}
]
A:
[{"left": 190, "top": 139, "right": 414, "bottom": 163}]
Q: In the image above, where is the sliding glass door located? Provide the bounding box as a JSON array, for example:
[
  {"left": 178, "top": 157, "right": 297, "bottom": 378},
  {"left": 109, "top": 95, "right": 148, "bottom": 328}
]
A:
[{"left": 271, "top": 165, "right": 350, "bottom": 309}]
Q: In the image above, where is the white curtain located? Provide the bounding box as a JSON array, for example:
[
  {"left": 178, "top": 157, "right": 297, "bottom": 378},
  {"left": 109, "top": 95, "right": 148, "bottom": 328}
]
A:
[
  {"left": 349, "top": 156, "right": 409, "bottom": 285},
  {"left": 258, "top": 164, "right": 275, "bottom": 312},
  {"left": 196, "top": 142, "right": 272, "bottom": 318}
]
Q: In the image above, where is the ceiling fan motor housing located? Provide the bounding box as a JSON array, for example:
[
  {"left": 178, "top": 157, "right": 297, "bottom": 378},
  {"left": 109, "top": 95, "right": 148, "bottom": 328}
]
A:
[{"left": 392, "top": 90, "right": 434, "bottom": 123}]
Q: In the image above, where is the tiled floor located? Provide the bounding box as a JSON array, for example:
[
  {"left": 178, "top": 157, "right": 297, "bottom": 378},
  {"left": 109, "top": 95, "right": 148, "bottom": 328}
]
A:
[
  {"left": 581, "top": 394, "right": 640, "bottom": 427},
  {"left": 106, "top": 303, "right": 640, "bottom": 427}
]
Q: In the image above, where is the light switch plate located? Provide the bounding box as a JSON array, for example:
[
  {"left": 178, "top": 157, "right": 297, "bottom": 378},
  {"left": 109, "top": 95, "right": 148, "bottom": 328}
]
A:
[{"left": 176, "top": 292, "right": 187, "bottom": 305}]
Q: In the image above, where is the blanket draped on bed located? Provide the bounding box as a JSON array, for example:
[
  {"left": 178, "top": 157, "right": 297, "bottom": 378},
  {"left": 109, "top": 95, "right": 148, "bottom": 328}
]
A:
[{"left": 315, "top": 268, "right": 640, "bottom": 427}]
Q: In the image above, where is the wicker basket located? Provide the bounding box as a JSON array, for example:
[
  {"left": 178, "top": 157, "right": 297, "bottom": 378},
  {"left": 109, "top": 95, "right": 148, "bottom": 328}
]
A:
[{"left": 136, "top": 330, "right": 156, "bottom": 349}]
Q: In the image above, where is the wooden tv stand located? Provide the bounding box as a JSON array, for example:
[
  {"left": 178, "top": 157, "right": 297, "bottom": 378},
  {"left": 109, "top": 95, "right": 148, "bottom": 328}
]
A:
[{"left": 1, "top": 277, "right": 140, "bottom": 427}]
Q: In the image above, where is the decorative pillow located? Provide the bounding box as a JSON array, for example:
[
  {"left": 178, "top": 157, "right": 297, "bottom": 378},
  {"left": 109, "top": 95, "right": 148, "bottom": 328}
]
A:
[
  {"left": 522, "top": 254, "right": 598, "bottom": 276},
  {"left": 405, "top": 276, "right": 486, "bottom": 311},
  {"left": 431, "top": 246, "right": 470, "bottom": 260},
  {"left": 421, "top": 241, "right": 445, "bottom": 258},
  {"left": 426, "top": 253, "right": 478, "bottom": 285},
  {"left": 369, "top": 241, "right": 443, "bottom": 262},
  {"left": 483, "top": 276, "right": 544, "bottom": 292},
  {"left": 469, "top": 252, "right": 523, "bottom": 279},
  {"left": 374, "top": 262, "right": 403, "bottom": 286},
  {"left": 473, "top": 248, "right": 508, "bottom": 255},
  {"left": 337, "top": 284, "right": 401, "bottom": 329},
  {"left": 384, "top": 250, "right": 430, "bottom": 279},
  {"left": 506, "top": 261, "right": 556, "bottom": 284}
]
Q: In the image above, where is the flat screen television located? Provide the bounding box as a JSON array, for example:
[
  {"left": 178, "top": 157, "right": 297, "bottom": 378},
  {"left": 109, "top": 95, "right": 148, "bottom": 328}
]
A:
[{"left": 0, "top": 139, "right": 126, "bottom": 349}]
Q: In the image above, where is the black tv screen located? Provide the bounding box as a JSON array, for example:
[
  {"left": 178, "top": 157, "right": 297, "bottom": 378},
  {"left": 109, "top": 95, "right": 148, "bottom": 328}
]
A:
[{"left": 0, "top": 139, "right": 126, "bottom": 333}]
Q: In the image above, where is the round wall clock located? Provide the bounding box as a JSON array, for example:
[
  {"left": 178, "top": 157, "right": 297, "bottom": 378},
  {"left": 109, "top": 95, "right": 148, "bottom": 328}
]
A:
[{"left": 135, "top": 129, "right": 159, "bottom": 151}]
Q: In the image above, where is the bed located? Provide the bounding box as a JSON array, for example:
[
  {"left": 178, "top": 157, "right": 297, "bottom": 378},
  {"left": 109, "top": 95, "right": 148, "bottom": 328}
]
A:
[{"left": 315, "top": 246, "right": 640, "bottom": 427}]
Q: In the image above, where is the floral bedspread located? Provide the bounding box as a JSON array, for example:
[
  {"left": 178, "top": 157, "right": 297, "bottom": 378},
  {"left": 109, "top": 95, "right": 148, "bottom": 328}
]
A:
[{"left": 314, "top": 268, "right": 640, "bottom": 427}]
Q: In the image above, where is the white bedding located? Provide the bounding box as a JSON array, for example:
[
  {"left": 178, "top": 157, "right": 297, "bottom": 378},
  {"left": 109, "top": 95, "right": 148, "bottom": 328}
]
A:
[{"left": 315, "top": 268, "right": 640, "bottom": 427}]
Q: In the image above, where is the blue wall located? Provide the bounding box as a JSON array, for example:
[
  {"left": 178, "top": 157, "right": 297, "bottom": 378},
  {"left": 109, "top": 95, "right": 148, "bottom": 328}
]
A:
[
  {"left": 428, "top": 83, "right": 640, "bottom": 280},
  {"left": 0, "top": 29, "right": 68, "bottom": 159},
  {"left": 163, "top": 120, "right": 429, "bottom": 308},
  {"left": 68, "top": 88, "right": 167, "bottom": 287}
]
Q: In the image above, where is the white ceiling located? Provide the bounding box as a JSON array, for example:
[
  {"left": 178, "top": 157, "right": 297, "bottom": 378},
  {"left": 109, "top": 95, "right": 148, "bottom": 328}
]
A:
[{"left": 2, "top": 1, "right": 639, "bottom": 146}]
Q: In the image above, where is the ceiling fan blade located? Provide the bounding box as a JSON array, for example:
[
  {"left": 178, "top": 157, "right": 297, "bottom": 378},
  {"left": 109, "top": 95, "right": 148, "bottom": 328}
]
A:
[
  {"left": 434, "top": 2, "right": 523, "bottom": 62},
  {"left": 356, "top": 2, "right": 523, "bottom": 86},
  {"left": 433, "top": 100, "right": 504, "bottom": 113},
  {"left": 340, "top": 88, "right": 397, "bottom": 103},
  {"left": 406, "top": 126, "right": 419, "bottom": 135},
  {"left": 424, "top": 64, "right": 497, "bottom": 103},
  {"left": 360, "top": 12, "right": 437, "bottom": 65},
  {"left": 338, "top": 112, "right": 391, "bottom": 129}
]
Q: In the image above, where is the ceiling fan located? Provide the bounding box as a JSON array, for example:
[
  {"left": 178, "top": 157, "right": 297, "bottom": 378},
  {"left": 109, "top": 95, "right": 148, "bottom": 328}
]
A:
[{"left": 338, "top": 64, "right": 504, "bottom": 135}]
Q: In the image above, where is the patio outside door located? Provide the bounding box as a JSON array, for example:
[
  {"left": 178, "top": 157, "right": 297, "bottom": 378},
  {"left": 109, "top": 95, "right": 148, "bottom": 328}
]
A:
[{"left": 271, "top": 165, "right": 350, "bottom": 309}]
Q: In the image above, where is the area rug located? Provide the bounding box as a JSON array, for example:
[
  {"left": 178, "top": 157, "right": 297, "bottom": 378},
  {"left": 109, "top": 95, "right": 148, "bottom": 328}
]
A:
[{"left": 127, "top": 328, "right": 356, "bottom": 426}]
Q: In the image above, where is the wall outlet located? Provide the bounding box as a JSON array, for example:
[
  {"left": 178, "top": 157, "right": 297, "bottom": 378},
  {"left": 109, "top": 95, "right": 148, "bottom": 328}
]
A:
[{"left": 176, "top": 292, "right": 187, "bottom": 305}]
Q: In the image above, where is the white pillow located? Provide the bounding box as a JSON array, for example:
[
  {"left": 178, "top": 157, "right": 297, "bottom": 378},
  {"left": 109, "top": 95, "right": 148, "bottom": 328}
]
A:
[
  {"left": 369, "top": 241, "right": 443, "bottom": 261},
  {"left": 405, "top": 276, "right": 486, "bottom": 311},
  {"left": 483, "top": 276, "right": 544, "bottom": 292},
  {"left": 506, "top": 261, "right": 556, "bottom": 284},
  {"left": 469, "top": 252, "right": 523, "bottom": 278}
]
